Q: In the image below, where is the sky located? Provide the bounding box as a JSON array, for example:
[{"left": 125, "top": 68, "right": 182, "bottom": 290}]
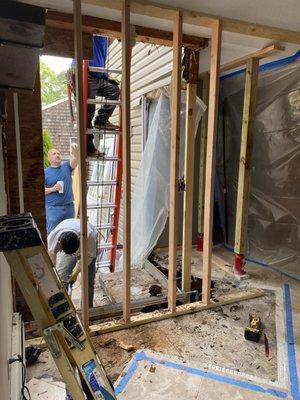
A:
[{"left": 40, "top": 55, "right": 72, "bottom": 73}]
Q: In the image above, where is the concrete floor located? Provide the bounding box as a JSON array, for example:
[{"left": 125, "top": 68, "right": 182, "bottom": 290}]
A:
[{"left": 26, "top": 245, "right": 300, "bottom": 399}]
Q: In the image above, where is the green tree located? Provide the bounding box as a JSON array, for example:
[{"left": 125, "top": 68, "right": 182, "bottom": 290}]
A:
[
  {"left": 43, "top": 129, "right": 54, "bottom": 168},
  {"left": 40, "top": 60, "right": 67, "bottom": 106}
]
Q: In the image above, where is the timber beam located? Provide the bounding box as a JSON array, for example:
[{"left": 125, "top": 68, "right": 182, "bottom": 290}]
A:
[{"left": 46, "top": 10, "right": 208, "bottom": 49}]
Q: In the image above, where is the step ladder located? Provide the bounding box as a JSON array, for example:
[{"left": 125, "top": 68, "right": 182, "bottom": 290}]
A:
[
  {"left": 0, "top": 213, "right": 116, "bottom": 400},
  {"left": 82, "top": 60, "right": 123, "bottom": 272}
]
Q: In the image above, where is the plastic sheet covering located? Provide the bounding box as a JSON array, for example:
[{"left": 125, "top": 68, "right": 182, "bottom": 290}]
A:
[
  {"left": 218, "top": 58, "right": 300, "bottom": 266},
  {"left": 130, "top": 91, "right": 206, "bottom": 267}
]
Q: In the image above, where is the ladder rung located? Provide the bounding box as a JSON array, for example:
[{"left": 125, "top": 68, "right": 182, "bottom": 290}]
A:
[
  {"left": 98, "top": 243, "right": 115, "bottom": 250},
  {"left": 87, "top": 180, "right": 118, "bottom": 187},
  {"left": 89, "top": 66, "right": 122, "bottom": 75},
  {"left": 95, "top": 223, "right": 115, "bottom": 230},
  {"left": 96, "top": 260, "right": 112, "bottom": 268},
  {"left": 87, "top": 203, "right": 116, "bottom": 210},
  {"left": 87, "top": 99, "right": 121, "bottom": 106},
  {"left": 86, "top": 128, "right": 121, "bottom": 136}
]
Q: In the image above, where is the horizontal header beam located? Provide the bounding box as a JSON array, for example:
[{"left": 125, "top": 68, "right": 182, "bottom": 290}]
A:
[{"left": 46, "top": 10, "right": 208, "bottom": 49}]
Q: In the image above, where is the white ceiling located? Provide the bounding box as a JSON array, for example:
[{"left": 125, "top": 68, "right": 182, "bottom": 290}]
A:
[{"left": 22, "top": 0, "right": 300, "bottom": 73}]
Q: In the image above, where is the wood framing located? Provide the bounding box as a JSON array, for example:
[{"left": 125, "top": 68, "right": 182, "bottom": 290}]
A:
[
  {"left": 168, "top": 11, "right": 183, "bottom": 313},
  {"left": 121, "top": 0, "right": 132, "bottom": 324},
  {"left": 89, "top": 288, "right": 265, "bottom": 334},
  {"left": 200, "top": 43, "right": 284, "bottom": 77},
  {"left": 73, "top": 0, "right": 89, "bottom": 329},
  {"left": 81, "top": 0, "right": 300, "bottom": 44},
  {"left": 46, "top": 10, "right": 208, "bottom": 49},
  {"left": 197, "top": 72, "right": 209, "bottom": 235},
  {"left": 234, "top": 57, "right": 259, "bottom": 255},
  {"left": 12, "top": 94, "right": 24, "bottom": 214},
  {"left": 182, "top": 50, "right": 199, "bottom": 296},
  {"left": 202, "top": 20, "right": 222, "bottom": 305}
]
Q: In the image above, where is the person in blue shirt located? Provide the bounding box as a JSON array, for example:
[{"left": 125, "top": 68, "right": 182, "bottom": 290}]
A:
[
  {"left": 68, "top": 35, "right": 120, "bottom": 157},
  {"left": 44, "top": 144, "right": 78, "bottom": 234}
]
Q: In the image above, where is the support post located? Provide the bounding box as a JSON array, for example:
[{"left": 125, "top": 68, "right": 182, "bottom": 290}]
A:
[
  {"left": 182, "top": 49, "right": 199, "bottom": 297},
  {"left": 233, "top": 57, "right": 259, "bottom": 275},
  {"left": 202, "top": 20, "right": 222, "bottom": 305},
  {"left": 168, "top": 11, "right": 183, "bottom": 313},
  {"left": 73, "top": 0, "right": 89, "bottom": 329},
  {"left": 197, "top": 72, "right": 209, "bottom": 251},
  {"left": 122, "top": 0, "right": 131, "bottom": 323}
]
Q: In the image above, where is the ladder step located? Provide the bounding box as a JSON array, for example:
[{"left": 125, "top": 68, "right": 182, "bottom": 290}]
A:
[
  {"left": 87, "top": 99, "right": 121, "bottom": 106},
  {"left": 95, "top": 223, "right": 115, "bottom": 230},
  {"left": 87, "top": 203, "right": 116, "bottom": 210},
  {"left": 89, "top": 66, "right": 122, "bottom": 75},
  {"left": 98, "top": 243, "right": 115, "bottom": 250},
  {"left": 96, "top": 260, "right": 112, "bottom": 268},
  {"left": 87, "top": 180, "right": 118, "bottom": 187},
  {"left": 86, "top": 128, "right": 121, "bottom": 136}
]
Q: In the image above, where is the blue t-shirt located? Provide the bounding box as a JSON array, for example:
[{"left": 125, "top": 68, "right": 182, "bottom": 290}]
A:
[
  {"left": 45, "top": 161, "right": 74, "bottom": 206},
  {"left": 71, "top": 36, "right": 109, "bottom": 80}
]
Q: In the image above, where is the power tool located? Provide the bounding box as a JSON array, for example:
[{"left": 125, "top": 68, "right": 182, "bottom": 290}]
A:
[{"left": 244, "top": 315, "right": 261, "bottom": 342}]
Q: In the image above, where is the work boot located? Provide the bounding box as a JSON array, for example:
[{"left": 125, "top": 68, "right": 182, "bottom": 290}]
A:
[
  {"left": 93, "top": 120, "right": 119, "bottom": 131},
  {"left": 87, "top": 133, "right": 105, "bottom": 158}
]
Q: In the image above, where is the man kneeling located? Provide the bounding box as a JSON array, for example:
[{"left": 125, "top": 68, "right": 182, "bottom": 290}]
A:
[{"left": 47, "top": 218, "right": 97, "bottom": 307}]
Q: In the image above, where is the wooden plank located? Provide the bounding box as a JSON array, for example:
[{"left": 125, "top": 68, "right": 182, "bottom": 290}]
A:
[
  {"left": 202, "top": 20, "right": 222, "bottom": 305},
  {"left": 73, "top": 0, "right": 89, "bottom": 330},
  {"left": 121, "top": 0, "right": 131, "bottom": 324},
  {"left": 168, "top": 11, "right": 183, "bottom": 313},
  {"left": 182, "top": 50, "right": 199, "bottom": 297},
  {"left": 89, "top": 288, "right": 265, "bottom": 334},
  {"left": 234, "top": 58, "right": 259, "bottom": 255},
  {"left": 46, "top": 10, "right": 208, "bottom": 50},
  {"left": 43, "top": 26, "right": 93, "bottom": 58},
  {"left": 81, "top": 0, "right": 300, "bottom": 44},
  {"left": 13, "top": 94, "right": 24, "bottom": 214},
  {"left": 197, "top": 73, "right": 209, "bottom": 234},
  {"left": 199, "top": 43, "right": 284, "bottom": 76}
]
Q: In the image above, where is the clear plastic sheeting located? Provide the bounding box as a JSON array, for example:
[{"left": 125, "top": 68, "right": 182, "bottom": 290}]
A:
[
  {"left": 218, "top": 58, "right": 300, "bottom": 266},
  {"left": 130, "top": 92, "right": 206, "bottom": 267}
]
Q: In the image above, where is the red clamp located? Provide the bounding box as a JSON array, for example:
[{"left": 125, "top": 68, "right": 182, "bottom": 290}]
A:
[
  {"left": 196, "top": 233, "right": 204, "bottom": 252},
  {"left": 233, "top": 253, "right": 246, "bottom": 275}
]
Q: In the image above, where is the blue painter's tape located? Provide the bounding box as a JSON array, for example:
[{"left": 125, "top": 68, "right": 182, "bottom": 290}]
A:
[
  {"left": 221, "top": 49, "right": 300, "bottom": 81},
  {"left": 115, "top": 350, "right": 287, "bottom": 398},
  {"left": 284, "top": 284, "right": 300, "bottom": 400},
  {"left": 222, "top": 243, "right": 300, "bottom": 282}
]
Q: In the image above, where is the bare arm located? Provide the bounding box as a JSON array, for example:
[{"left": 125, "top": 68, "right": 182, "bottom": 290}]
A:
[
  {"left": 45, "top": 183, "right": 61, "bottom": 195},
  {"left": 70, "top": 143, "right": 78, "bottom": 169}
]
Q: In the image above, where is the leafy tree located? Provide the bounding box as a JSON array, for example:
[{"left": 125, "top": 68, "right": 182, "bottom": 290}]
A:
[
  {"left": 40, "top": 60, "right": 67, "bottom": 106},
  {"left": 43, "top": 129, "right": 54, "bottom": 168}
]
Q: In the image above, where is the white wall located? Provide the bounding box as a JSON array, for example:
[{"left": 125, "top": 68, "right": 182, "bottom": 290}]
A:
[{"left": 0, "top": 123, "right": 13, "bottom": 399}]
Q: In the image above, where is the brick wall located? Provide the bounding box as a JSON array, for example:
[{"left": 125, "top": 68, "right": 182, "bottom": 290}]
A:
[{"left": 42, "top": 98, "right": 77, "bottom": 160}]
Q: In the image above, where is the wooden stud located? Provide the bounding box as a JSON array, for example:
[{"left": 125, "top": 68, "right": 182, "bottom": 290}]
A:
[
  {"left": 89, "top": 288, "right": 265, "bottom": 334},
  {"left": 13, "top": 93, "right": 24, "bottom": 214},
  {"left": 197, "top": 72, "right": 209, "bottom": 236},
  {"left": 202, "top": 20, "right": 222, "bottom": 305},
  {"left": 234, "top": 58, "right": 259, "bottom": 255},
  {"left": 121, "top": 0, "right": 131, "bottom": 324},
  {"left": 81, "top": 0, "right": 300, "bottom": 44},
  {"left": 168, "top": 11, "right": 183, "bottom": 313},
  {"left": 73, "top": 0, "right": 89, "bottom": 330},
  {"left": 182, "top": 50, "right": 199, "bottom": 297}
]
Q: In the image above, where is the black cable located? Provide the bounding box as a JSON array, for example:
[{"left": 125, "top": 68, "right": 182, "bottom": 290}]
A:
[{"left": 9, "top": 355, "right": 32, "bottom": 400}]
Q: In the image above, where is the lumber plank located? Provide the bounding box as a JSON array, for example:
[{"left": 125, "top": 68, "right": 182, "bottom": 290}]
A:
[
  {"left": 168, "top": 11, "right": 183, "bottom": 313},
  {"left": 182, "top": 65, "right": 198, "bottom": 296},
  {"left": 234, "top": 58, "right": 259, "bottom": 255},
  {"left": 73, "top": 0, "right": 89, "bottom": 329},
  {"left": 122, "top": 0, "right": 132, "bottom": 324},
  {"left": 81, "top": 0, "right": 300, "bottom": 44},
  {"left": 200, "top": 44, "right": 284, "bottom": 76},
  {"left": 202, "top": 20, "right": 222, "bottom": 305},
  {"left": 197, "top": 72, "right": 209, "bottom": 235},
  {"left": 89, "top": 288, "right": 265, "bottom": 334},
  {"left": 46, "top": 10, "right": 208, "bottom": 49}
]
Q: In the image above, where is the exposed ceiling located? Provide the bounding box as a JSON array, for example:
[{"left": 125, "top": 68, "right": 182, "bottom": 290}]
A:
[{"left": 22, "top": 0, "right": 300, "bottom": 73}]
